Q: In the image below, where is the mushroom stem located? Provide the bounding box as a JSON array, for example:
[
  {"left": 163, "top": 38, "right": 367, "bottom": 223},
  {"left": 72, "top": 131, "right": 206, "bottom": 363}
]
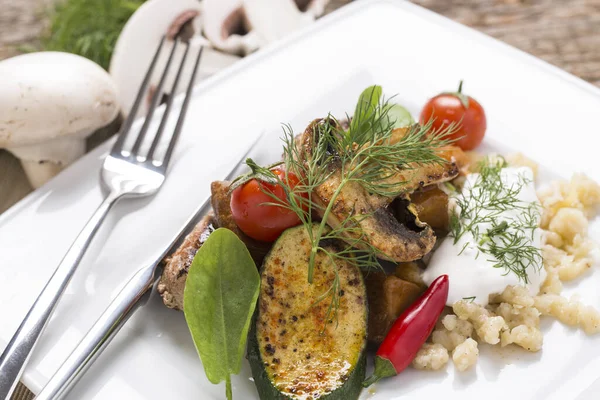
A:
[
  {"left": 20, "top": 161, "right": 64, "bottom": 190},
  {"left": 8, "top": 137, "right": 87, "bottom": 188}
]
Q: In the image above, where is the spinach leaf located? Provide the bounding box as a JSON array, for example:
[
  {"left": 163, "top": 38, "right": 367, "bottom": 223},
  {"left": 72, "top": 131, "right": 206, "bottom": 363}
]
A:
[
  {"left": 350, "top": 85, "right": 383, "bottom": 143},
  {"left": 353, "top": 85, "right": 382, "bottom": 122},
  {"left": 184, "top": 228, "right": 260, "bottom": 400}
]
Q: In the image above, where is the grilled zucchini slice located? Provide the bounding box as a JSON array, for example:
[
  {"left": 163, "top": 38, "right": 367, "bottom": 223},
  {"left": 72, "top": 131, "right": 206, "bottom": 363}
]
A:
[{"left": 248, "top": 225, "right": 367, "bottom": 400}]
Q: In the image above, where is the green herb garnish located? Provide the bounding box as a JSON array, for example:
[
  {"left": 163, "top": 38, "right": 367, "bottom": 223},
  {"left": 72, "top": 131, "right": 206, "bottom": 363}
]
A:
[
  {"left": 42, "top": 0, "right": 145, "bottom": 70},
  {"left": 246, "top": 85, "right": 454, "bottom": 323},
  {"left": 449, "top": 156, "right": 542, "bottom": 283},
  {"left": 382, "top": 103, "right": 415, "bottom": 129},
  {"left": 183, "top": 228, "right": 260, "bottom": 400}
]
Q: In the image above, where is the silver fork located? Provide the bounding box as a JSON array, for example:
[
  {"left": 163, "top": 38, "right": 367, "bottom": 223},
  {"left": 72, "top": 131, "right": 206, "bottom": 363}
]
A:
[
  {"left": 0, "top": 36, "right": 203, "bottom": 400},
  {"left": 35, "top": 136, "right": 260, "bottom": 400}
]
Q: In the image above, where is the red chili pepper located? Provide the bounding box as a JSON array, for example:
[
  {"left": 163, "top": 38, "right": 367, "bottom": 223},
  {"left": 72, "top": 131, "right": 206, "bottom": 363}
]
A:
[{"left": 363, "top": 274, "right": 449, "bottom": 387}]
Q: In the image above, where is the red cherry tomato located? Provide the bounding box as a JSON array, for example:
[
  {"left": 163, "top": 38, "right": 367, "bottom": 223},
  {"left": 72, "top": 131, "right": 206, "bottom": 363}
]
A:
[
  {"left": 230, "top": 169, "right": 306, "bottom": 242},
  {"left": 419, "top": 82, "right": 486, "bottom": 151}
]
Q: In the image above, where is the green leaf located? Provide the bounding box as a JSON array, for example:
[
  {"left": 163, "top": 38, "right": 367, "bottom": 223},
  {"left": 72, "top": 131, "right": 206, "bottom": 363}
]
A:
[
  {"left": 353, "top": 85, "right": 382, "bottom": 121},
  {"left": 384, "top": 104, "right": 414, "bottom": 129},
  {"left": 184, "top": 228, "right": 260, "bottom": 400},
  {"left": 350, "top": 85, "right": 383, "bottom": 141}
]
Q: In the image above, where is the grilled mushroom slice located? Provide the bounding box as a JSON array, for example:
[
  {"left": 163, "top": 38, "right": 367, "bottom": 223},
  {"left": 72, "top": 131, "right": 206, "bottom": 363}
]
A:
[
  {"left": 296, "top": 119, "right": 464, "bottom": 262},
  {"left": 158, "top": 180, "right": 271, "bottom": 310},
  {"left": 158, "top": 213, "right": 216, "bottom": 310}
]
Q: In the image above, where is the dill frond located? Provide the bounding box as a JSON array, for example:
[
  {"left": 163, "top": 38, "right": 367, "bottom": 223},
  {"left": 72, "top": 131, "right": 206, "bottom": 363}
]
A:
[
  {"left": 449, "top": 156, "right": 543, "bottom": 283},
  {"left": 43, "top": 0, "right": 145, "bottom": 70},
  {"left": 248, "top": 85, "right": 456, "bottom": 324}
]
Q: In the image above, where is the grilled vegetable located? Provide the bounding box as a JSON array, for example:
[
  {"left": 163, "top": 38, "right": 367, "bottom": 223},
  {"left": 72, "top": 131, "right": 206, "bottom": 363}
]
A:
[
  {"left": 364, "top": 271, "right": 424, "bottom": 344},
  {"left": 363, "top": 275, "right": 449, "bottom": 387},
  {"left": 248, "top": 224, "right": 368, "bottom": 399},
  {"left": 158, "top": 213, "right": 216, "bottom": 310},
  {"left": 410, "top": 186, "right": 450, "bottom": 231},
  {"left": 157, "top": 180, "right": 271, "bottom": 311},
  {"left": 295, "top": 120, "right": 463, "bottom": 263},
  {"left": 394, "top": 261, "right": 426, "bottom": 288}
]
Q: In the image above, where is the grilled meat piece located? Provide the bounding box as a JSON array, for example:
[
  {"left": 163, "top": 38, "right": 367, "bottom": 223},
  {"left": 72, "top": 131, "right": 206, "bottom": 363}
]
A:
[{"left": 296, "top": 120, "right": 464, "bottom": 262}]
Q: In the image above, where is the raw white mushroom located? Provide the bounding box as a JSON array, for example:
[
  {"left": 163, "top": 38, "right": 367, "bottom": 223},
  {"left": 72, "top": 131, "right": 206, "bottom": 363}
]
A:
[
  {"left": 203, "top": 0, "right": 261, "bottom": 55},
  {"left": 203, "top": 0, "right": 331, "bottom": 55},
  {"left": 0, "top": 52, "right": 119, "bottom": 188},
  {"left": 110, "top": 0, "right": 241, "bottom": 118},
  {"left": 110, "top": 0, "right": 331, "bottom": 117},
  {"left": 301, "top": 0, "right": 331, "bottom": 18},
  {"left": 243, "top": 0, "right": 313, "bottom": 43}
]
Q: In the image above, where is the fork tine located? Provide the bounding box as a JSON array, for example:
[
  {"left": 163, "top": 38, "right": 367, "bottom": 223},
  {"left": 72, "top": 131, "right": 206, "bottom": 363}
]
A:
[
  {"left": 111, "top": 36, "right": 166, "bottom": 156},
  {"left": 130, "top": 38, "right": 181, "bottom": 157},
  {"left": 160, "top": 46, "right": 204, "bottom": 170},
  {"left": 146, "top": 41, "right": 191, "bottom": 161}
]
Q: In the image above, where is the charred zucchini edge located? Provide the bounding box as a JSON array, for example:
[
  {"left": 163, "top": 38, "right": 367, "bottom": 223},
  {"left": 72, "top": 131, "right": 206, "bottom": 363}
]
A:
[
  {"left": 248, "top": 317, "right": 367, "bottom": 400},
  {"left": 247, "top": 225, "right": 367, "bottom": 400}
]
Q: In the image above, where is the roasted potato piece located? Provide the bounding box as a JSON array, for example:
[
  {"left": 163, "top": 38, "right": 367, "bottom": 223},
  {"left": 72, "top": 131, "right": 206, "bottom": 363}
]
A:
[
  {"left": 364, "top": 271, "right": 424, "bottom": 343},
  {"left": 438, "top": 146, "right": 470, "bottom": 175},
  {"left": 394, "top": 261, "right": 426, "bottom": 288},
  {"left": 410, "top": 187, "right": 449, "bottom": 231}
]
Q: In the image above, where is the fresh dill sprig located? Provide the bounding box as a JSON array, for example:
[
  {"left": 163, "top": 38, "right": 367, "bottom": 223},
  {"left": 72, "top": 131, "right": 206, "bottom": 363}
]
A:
[
  {"left": 248, "top": 85, "right": 456, "bottom": 324},
  {"left": 449, "top": 156, "right": 543, "bottom": 283},
  {"left": 42, "top": 0, "right": 145, "bottom": 70}
]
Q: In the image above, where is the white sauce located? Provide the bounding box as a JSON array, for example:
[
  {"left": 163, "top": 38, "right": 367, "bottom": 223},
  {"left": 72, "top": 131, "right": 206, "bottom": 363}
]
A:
[{"left": 422, "top": 167, "right": 546, "bottom": 306}]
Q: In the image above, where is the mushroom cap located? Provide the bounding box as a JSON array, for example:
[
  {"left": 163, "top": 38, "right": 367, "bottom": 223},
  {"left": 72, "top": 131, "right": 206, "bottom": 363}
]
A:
[
  {"left": 243, "top": 0, "right": 314, "bottom": 43},
  {"left": 203, "top": 0, "right": 261, "bottom": 55},
  {"left": 109, "top": 0, "right": 205, "bottom": 117},
  {"left": 203, "top": 0, "right": 330, "bottom": 55},
  {"left": 0, "top": 52, "right": 119, "bottom": 148}
]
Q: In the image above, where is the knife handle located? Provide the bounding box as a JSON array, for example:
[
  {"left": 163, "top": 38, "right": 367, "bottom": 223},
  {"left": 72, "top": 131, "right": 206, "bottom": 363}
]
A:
[
  {"left": 35, "top": 264, "right": 158, "bottom": 400},
  {"left": 0, "top": 192, "right": 121, "bottom": 400},
  {"left": 34, "top": 135, "right": 260, "bottom": 400}
]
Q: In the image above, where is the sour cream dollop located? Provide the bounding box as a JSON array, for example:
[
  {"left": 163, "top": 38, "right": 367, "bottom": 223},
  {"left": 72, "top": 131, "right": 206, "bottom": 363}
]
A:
[{"left": 422, "top": 166, "right": 546, "bottom": 306}]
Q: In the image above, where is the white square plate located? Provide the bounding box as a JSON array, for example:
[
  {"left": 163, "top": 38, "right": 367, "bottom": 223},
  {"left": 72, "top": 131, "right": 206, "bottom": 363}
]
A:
[{"left": 2, "top": 0, "right": 600, "bottom": 399}]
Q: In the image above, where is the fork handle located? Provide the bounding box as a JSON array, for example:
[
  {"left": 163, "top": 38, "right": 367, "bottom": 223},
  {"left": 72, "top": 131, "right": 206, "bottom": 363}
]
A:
[
  {"left": 0, "top": 191, "right": 121, "bottom": 399},
  {"left": 35, "top": 264, "right": 158, "bottom": 400}
]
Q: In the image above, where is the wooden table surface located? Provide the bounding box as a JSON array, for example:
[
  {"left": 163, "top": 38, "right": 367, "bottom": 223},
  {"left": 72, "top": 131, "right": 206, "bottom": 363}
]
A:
[{"left": 2, "top": 0, "right": 600, "bottom": 398}]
